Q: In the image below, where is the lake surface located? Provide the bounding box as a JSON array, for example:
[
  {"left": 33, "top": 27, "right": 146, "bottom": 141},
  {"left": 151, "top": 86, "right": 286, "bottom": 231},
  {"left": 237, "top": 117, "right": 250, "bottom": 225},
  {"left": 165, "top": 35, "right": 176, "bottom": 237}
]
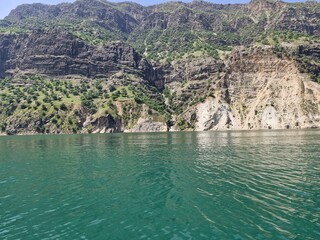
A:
[{"left": 0, "top": 130, "right": 319, "bottom": 239}]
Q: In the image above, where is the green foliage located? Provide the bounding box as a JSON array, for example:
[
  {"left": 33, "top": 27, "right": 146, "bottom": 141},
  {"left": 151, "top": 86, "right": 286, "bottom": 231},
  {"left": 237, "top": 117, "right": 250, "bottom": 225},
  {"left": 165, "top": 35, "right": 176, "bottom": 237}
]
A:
[
  {"left": 60, "top": 103, "right": 67, "bottom": 111},
  {"left": 130, "top": 28, "right": 232, "bottom": 61},
  {"left": 0, "top": 73, "right": 175, "bottom": 134},
  {"left": 130, "top": 85, "right": 169, "bottom": 115},
  {"left": 257, "top": 30, "right": 319, "bottom": 45},
  {"left": 163, "top": 87, "right": 170, "bottom": 98},
  {"left": 295, "top": 50, "right": 320, "bottom": 83}
]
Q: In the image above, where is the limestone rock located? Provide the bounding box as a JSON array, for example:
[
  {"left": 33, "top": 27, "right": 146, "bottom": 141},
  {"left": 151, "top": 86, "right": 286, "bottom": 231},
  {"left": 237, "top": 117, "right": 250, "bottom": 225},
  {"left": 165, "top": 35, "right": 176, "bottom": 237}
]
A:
[{"left": 126, "top": 117, "right": 167, "bottom": 132}]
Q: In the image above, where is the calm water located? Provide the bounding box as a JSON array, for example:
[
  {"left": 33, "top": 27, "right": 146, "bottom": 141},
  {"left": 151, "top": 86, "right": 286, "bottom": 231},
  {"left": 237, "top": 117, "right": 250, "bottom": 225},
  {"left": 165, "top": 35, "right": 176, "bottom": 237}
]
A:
[{"left": 0, "top": 130, "right": 319, "bottom": 240}]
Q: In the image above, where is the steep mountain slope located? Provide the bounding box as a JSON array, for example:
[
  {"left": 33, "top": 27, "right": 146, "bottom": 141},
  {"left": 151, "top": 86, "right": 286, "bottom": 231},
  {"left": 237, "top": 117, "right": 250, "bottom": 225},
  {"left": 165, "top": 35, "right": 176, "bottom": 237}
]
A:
[
  {"left": 0, "top": 0, "right": 319, "bottom": 135},
  {"left": 173, "top": 45, "right": 320, "bottom": 130},
  {"left": 0, "top": 30, "right": 157, "bottom": 81},
  {"left": 0, "top": 30, "right": 168, "bottom": 135}
]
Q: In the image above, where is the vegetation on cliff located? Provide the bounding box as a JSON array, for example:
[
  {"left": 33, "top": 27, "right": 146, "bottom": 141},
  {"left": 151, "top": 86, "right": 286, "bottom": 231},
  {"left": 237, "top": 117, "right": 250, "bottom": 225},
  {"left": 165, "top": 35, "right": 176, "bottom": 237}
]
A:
[{"left": 0, "top": 0, "right": 319, "bottom": 134}]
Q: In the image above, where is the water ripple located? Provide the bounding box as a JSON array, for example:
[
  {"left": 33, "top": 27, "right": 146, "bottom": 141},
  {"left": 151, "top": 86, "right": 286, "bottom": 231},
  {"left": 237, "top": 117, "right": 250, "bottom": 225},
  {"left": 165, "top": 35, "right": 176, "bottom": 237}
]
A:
[{"left": 0, "top": 130, "right": 319, "bottom": 239}]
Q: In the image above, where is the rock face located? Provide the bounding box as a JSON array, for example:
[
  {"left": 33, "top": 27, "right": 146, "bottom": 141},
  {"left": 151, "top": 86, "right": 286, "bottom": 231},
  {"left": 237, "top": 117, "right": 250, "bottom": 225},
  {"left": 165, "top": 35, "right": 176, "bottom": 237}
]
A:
[
  {"left": 226, "top": 46, "right": 320, "bottom": 129},
  {"left": 163, "top": 58, "right": 224, "bottom": 84},
  {"left": 84, "top": 115, "right": 122, "bottom": 134},
  {"left": 0, "top": 30, "right": 159, "bottom": 86},
  {"left": 274, "top": 3, "right": 320, "bottom": 36},
  {"left": 173, "top": 46, "right": 320, "bottom": 131},
  {"left": 126, "top": 117, "right": 167, "bottom": 132}
]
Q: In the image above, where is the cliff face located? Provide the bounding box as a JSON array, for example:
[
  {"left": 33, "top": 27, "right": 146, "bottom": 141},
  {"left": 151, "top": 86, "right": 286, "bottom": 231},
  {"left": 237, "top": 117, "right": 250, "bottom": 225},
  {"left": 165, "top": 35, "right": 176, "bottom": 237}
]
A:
[
  {"left": 0, "top": 31, "right": 159, "bottom": 86},
  {"left": 226, "top": 46, "right": 320, "bottom": 130},
  {"left": 173, "top": 46, "right": 320, "bottom": 131},
  {"left": 0, "top": 0, "right": 319, "bottom": 135}
]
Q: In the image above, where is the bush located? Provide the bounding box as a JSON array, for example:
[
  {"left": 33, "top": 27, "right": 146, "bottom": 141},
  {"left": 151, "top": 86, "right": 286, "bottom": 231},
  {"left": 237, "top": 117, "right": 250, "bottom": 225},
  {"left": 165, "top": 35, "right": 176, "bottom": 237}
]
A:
[
  {"left": 20, "top": 103, "right": 27, "bottom": 109},
  {"left": 109, "top": 85, "right": 116, "bottom": 92},
  {"left": 41, "top": 105, "right": 48, "bottom": 111},
  {"left": 60, "top": 103, "right": 67, "bottom": 111}
]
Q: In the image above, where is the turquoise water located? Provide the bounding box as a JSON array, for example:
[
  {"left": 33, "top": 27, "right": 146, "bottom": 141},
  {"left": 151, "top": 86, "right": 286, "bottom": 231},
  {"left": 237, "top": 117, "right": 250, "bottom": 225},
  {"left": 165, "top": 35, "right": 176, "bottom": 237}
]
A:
[{"left": 0, "top": 130, "right": 319, "bottom": 239}]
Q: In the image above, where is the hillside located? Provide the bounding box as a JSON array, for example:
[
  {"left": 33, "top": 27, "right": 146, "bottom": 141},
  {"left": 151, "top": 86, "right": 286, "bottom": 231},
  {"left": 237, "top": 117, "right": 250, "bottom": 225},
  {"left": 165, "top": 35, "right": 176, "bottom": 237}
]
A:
[{"left": 0, "top": 0, "right": 319, "bottom": 135}]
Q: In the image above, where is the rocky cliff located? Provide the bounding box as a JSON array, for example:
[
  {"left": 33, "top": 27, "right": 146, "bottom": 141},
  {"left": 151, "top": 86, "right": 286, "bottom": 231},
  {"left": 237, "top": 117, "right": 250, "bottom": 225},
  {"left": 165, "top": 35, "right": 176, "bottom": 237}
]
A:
[
  {"left": 0, "top": 0, "right": 319, "bottom": 135},
  {"left": 173, "top": 45, "right": 320, "bottom": 131},
  {"left": 0, "top": 30, "right": 158, "bottom": 85}
]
